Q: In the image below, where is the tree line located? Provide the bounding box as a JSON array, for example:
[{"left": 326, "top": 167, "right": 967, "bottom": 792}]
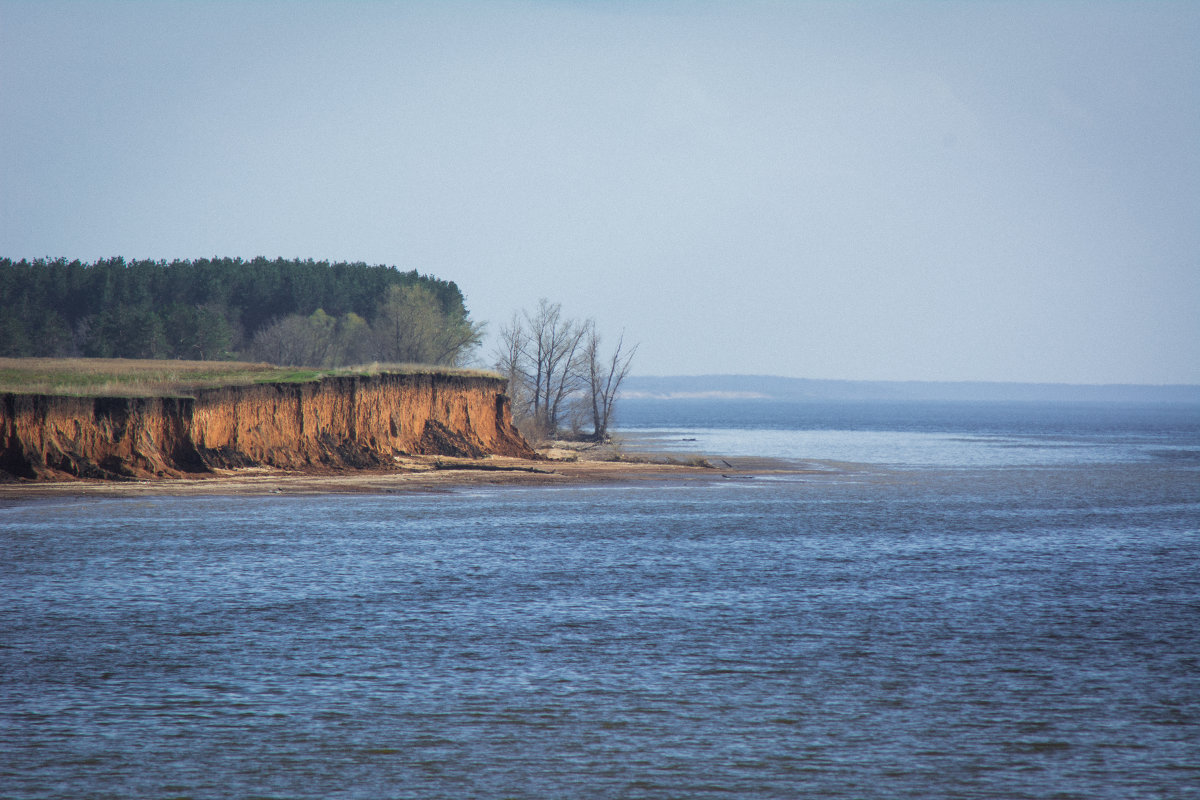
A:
[
  {"left": 0, "top": 257, "right": 481, "bottom": 366},
  {"left": 1, "top": 258, "right": 638, "bottom": 438},
  {"left": 495, "top": 299, "right": 636, "bottom": 441}
]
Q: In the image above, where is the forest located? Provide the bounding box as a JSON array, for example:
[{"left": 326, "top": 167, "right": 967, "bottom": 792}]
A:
[{"left": 0, "top": 257, "right": 482, "bottom": 366}]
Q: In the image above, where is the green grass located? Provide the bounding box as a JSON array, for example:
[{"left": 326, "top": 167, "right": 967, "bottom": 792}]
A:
[{"left": 0, "top": 358, "right": 501, "bottom": 398}]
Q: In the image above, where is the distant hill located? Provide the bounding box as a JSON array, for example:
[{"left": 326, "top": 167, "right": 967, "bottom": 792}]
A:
[{"left": 621, "top": 375, "right": 1200, "bottom": 404}]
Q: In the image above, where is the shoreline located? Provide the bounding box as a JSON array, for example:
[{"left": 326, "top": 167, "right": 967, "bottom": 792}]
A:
[{"left": 0, "top": 443, "right": 806, "bottom": 504}]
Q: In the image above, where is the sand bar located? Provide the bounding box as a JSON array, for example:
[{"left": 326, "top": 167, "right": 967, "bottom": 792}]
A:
[{"left": 0, "top": 443, "right": 809, "bottom": 505}]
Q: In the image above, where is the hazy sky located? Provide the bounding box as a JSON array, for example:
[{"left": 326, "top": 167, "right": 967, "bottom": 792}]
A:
[{"left": 2, "top": 1, "right": 1197, "bottom": 384}]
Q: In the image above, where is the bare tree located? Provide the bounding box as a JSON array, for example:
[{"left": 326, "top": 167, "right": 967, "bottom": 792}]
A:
[
  {"left": 247, "top": 311, "right": 337, "bottom": 366},
  {"left": 494, "top": 299, "right": 588, "bottom": 436},
  {"left": 495, "top": 312, "right": 533, "bottom": 421},
  {"left": 248, "top": 309, "right": 377, "bottom": 367},
  {"left": 583, "top": 323, "right": 638, "bottom": 440},
  {"left": 495, "top": 300, "right": 637, "bottom": 440}
]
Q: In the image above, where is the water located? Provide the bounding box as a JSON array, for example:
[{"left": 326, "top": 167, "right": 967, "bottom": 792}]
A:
[
  {"left": 618, "top": 398, "right": 1200, "bottom": 467},
  {"left": 2, "top": 400, "right": 1198, "bottom": 798}
]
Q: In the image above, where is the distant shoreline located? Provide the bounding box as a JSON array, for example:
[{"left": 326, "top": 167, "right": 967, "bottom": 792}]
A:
[{"left": 621, "top": 374, "right": 1200, "bottom": 405}]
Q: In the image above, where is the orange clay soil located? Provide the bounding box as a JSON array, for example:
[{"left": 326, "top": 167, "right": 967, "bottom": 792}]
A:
[
  {"left": 1, "top": 372, "right": 533, "bottom": 482},
  {"left": 0, "top": 366, "right": 813, "bottom": 499}
]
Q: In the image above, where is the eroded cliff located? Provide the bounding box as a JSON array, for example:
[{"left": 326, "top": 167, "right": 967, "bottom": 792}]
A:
[{"left": 0, "top": 372, "right": 534, "bottom": 481}]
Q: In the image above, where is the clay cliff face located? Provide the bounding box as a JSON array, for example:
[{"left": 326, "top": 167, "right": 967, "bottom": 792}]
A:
[{"left": 0, "top": 373, "right": 534, "bottom": 481}]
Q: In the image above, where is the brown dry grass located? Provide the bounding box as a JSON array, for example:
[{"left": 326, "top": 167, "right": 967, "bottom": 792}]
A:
[{"left": 0, "top": 358, "right": 501, "bottom": 397}]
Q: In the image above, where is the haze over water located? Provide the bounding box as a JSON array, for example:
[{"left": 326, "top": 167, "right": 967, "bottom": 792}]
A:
[{"left": 3, "top": 400, "right": 1197, "bottom": 798}]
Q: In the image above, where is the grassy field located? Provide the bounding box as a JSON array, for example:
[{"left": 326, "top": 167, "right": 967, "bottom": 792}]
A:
[{"left": 0, "top": 358, "right": 500, "bottom": 397}]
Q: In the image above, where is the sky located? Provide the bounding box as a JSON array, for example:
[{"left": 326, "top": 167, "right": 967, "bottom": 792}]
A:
[{"left": 2, "top": 1, "right": 1197, "bottom": 385}]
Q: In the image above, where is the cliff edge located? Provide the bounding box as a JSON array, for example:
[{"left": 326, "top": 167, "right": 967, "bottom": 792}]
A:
[{"left": 0, "top": 372, "right": 535, "bottom": 481}]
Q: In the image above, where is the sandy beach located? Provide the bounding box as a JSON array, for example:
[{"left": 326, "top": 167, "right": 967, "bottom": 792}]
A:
[{"left": 0, "top": 441, "right": 799, "bottom": 504}]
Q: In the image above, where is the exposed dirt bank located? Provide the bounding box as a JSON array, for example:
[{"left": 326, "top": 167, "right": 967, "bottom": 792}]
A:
[{"left": 0, "top": 373, "right": 534, "bottom": 482}]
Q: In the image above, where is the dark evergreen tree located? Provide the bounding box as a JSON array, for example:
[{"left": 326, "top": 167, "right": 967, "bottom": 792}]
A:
[{"left": 0, "top": 257, "right": 480, "bottom": 365}]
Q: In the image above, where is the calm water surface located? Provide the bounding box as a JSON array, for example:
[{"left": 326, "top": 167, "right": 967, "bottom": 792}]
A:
[{"left": 2, "top": 401, "right": 1198, "bottom": 798}]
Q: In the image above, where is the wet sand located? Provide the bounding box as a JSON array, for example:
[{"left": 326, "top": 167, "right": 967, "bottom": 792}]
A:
[{"left": 0, "top": 443, "right": 806, "bottom": 504}]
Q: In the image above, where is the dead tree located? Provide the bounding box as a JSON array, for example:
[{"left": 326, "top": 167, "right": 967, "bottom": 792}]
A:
[
  {"left": 494, "top": 299, "right": 588, "bottom": 436},
  {"left": 583, "top": 323, "right": 638, "bottom": 439}
]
